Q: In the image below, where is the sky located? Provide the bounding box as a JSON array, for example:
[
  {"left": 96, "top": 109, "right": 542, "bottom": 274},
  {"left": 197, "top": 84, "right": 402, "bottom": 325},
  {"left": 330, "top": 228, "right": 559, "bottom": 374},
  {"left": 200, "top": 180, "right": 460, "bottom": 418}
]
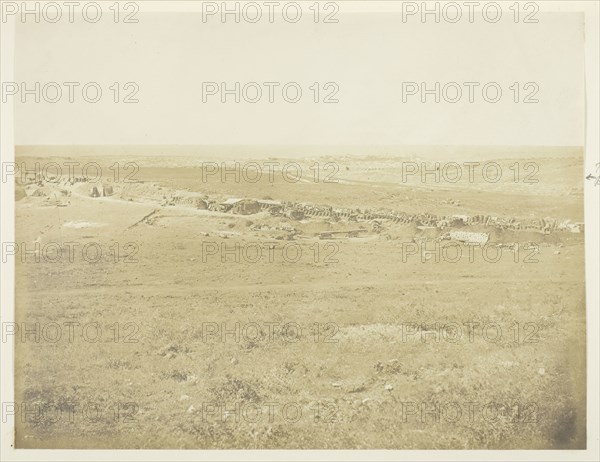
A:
[{"left": 11, "top": 7, "right": 585, "bottom": 148}]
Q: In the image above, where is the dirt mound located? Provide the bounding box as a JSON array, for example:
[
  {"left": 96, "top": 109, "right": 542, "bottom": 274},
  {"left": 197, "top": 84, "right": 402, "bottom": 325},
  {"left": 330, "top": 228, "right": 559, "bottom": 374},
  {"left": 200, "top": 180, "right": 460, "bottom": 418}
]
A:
[{"left": 27, "top": 185, "right": 52, "bottom": 197}]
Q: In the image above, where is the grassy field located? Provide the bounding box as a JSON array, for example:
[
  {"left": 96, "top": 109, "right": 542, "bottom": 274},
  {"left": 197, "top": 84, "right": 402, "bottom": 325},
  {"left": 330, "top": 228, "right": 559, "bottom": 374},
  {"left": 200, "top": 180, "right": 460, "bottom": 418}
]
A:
[{"left": 14, "top": 154, "right": 586, "bottom": 449}]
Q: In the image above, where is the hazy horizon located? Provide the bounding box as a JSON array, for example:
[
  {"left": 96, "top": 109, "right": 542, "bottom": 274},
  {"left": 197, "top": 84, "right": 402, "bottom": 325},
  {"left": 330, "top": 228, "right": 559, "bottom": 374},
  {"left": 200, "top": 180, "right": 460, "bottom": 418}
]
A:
[{"left": 14, "top": 144, "right": 584, "bottom": 161}]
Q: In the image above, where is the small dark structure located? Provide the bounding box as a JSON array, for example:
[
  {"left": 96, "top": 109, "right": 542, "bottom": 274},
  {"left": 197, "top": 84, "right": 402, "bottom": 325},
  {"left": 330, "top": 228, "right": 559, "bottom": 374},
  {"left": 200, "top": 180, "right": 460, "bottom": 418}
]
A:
[
  {"left": 194, "top": 198, "right": 208, "bottom": 210},
  {"left": 232, "top": 199, "right": 261, "bottom": 215},
  {"left": 287, "top": 209, "right": 305, "bottom": 220}
]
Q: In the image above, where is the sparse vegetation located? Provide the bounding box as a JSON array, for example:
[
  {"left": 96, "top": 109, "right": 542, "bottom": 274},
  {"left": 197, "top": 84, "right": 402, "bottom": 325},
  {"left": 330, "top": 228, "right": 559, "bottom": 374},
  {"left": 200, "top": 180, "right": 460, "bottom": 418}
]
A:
[{"left": 15, "top": 153, "right": 586, "bottom": 449}]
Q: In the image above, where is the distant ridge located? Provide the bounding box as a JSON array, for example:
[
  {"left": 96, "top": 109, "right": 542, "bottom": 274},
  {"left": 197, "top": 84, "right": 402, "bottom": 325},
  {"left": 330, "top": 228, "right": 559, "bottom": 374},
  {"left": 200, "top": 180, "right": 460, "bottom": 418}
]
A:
[{"left": 15, "top": 145, "right": 584, "bottom": 161}]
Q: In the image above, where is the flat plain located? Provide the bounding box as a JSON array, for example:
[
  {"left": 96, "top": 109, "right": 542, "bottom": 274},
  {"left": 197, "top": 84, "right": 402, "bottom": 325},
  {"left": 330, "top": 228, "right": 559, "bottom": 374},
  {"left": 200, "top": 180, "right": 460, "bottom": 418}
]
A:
[{"left": 14, "top": 151, "right": 586, "bottom": 449}]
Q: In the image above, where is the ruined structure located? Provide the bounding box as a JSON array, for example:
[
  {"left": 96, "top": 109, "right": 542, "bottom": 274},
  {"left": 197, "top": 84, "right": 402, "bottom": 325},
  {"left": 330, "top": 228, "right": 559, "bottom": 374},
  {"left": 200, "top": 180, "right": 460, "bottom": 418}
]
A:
[{"left": 232, "top": 199, "right": 261, "bottom": 215}]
